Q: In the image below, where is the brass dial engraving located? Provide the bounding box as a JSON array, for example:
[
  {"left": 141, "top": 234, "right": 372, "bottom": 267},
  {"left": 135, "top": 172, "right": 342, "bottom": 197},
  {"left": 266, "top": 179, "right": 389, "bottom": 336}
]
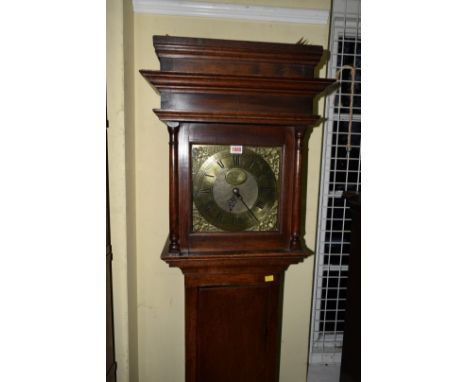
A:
[{"left": 192, "top": 145, "right": 281, "bottom": 232}]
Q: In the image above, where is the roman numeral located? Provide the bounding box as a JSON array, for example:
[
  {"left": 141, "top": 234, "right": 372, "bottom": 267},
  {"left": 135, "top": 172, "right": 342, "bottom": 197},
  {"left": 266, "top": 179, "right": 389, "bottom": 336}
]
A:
[
  {"left": 203, "top": 171, "right": 214, "bottom": 178},
  {"left": 213, "top": 210, "right": 225, "bottom": 224},
  {"left": 247, "top": 209, "right": 259, "bottom": 223},
  {"left": 205, "top": 202, "right": 215, "bottom": 213},
  {"left": 199, "top": 187, "right": 212, "bottom": 194},
  {"left": 232, "top": 154, "right": 241, "bottom": 167},
  {"left": 259, "top": 186, "right": 274, "bottom": 194},
  {"left": 247, "top": 160, "right": 256, "bottom": 170},
  {"left": 216, "top": 159, "right": 225, "bottom": 168}
]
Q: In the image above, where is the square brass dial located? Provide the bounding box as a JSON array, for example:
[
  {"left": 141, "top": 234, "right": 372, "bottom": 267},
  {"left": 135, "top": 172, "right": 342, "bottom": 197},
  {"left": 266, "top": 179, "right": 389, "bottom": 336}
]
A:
[{"left": 192, "top": 144, "right": 282, "bottom": 232}]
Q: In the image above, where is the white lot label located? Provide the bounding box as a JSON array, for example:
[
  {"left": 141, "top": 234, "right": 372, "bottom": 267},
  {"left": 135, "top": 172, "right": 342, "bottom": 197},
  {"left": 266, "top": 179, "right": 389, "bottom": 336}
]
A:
[{"left": 230, "top": 145, "right": 243, "bottom": 154}]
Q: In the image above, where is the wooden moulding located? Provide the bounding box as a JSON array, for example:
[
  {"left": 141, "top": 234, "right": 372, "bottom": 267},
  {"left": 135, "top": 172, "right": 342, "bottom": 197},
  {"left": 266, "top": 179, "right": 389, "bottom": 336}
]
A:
[
  {"left": 153, "top": 110, "right": 322, "bottom": 126},
  {"left": 140, "top": 71, "right": 335, "bottom": 95},
  {"left": 161, "top": 237, "right": 310, "bottom": 275},
  {"left": 153, "top": 35, "right": 324, "bottom": 63},
  {"left": 152, "top": 35, "right": 325, "bottom": 78},
  {"left": 139, "top": 70, "right": 335, "bottom": 116}
]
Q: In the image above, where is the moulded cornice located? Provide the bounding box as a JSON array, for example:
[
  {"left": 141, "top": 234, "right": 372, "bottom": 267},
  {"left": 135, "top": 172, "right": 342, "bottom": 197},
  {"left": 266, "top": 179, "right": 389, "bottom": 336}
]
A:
[
  {"left": 140, "top": 71, "right": 336, "bottom": 96},
  {"left": 152, "top": 110, "right": 323, "bottom": 126},
  {"left": 133, "top": 0, "right": 329, "bottom": 25}
]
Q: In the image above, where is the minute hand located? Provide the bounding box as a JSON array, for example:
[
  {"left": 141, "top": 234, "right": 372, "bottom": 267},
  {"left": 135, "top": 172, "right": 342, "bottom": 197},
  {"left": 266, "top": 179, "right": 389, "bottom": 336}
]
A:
[{"left": 232, "top": 188, "right": 259, "bottom": 223}]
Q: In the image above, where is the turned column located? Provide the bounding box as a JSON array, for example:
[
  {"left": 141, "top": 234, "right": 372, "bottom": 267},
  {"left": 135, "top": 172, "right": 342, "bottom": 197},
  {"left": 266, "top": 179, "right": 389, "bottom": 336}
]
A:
[
  {"left": 290, "top": 126, "right": 306, "bottom": 250},
  {"left": 167, "top": 122, "right": 180, "bottom": 253}
]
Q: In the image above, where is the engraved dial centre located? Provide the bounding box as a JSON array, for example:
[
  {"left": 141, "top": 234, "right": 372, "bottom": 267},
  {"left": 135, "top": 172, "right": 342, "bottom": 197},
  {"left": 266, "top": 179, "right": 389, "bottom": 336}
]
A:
[
  {"left": 213, "top": 168, "right": 258, "bottom": 213},
  {"left": 225, "top": 168, "right": 247, "bottom": 186}
]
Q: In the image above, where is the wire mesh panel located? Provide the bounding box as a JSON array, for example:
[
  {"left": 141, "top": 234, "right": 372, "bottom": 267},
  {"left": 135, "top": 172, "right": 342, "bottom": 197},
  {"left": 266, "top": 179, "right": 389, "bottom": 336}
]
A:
[{"left": 309, "top": 0, "right": 361, "bottom": 366}]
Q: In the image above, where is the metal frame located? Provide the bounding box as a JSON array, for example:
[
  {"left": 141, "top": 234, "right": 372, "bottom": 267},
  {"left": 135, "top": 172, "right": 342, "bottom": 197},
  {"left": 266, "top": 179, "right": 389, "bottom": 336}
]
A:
[{"left": 309, "top": 0, "right": 361, "bottom": 367}]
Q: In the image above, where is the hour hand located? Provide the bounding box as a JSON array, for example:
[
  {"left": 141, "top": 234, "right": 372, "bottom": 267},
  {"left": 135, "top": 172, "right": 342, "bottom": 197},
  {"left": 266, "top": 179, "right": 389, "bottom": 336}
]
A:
[{"left": 232, "top": 188, "right": 259, "bottom": 223}]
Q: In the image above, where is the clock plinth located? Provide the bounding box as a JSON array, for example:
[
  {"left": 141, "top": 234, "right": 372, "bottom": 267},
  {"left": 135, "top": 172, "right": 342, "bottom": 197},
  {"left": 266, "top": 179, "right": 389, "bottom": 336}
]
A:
[
  {"left": 141, "top": 35, "right": 335, "bottom": 382},
  {"left": 162, "top": 238, "right": 309, "bottom": 382}
]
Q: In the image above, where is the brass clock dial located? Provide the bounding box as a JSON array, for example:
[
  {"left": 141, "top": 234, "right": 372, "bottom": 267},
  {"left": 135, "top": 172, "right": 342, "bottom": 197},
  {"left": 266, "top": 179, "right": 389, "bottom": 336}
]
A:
[{"left": 192, "top": 145, "right": 280, "bottom": 232}]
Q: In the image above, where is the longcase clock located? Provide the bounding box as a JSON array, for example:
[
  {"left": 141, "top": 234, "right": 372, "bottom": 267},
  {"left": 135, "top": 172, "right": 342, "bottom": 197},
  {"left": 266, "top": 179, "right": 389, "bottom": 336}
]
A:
[{"left": 141, "top": 35, "right": 334, "bottom": 382}]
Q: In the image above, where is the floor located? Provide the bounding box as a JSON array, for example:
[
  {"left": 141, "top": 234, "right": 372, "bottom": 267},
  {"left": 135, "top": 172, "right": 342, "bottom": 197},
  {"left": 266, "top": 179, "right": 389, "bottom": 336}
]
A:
[{"left": 307, "top": 364, "right": 341, "bottom": 382}]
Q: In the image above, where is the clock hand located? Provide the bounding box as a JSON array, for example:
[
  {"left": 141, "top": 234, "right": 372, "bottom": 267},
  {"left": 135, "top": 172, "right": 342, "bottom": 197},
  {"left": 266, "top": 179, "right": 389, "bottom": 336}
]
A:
[{"left": 232, "top": 188, "right": 259, "bottom": 223}]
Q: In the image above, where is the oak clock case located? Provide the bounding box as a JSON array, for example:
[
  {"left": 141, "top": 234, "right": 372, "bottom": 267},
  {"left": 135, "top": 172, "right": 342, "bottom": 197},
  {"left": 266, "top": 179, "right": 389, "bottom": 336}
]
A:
[{"left": 141, "top": 35, "right": 335, "bottom": 382}]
